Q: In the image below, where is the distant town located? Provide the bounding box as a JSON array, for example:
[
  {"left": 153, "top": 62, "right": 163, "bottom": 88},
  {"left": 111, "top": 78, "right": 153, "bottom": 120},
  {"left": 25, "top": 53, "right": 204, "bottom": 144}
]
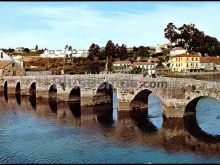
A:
[{"left": 1, "top": 22, "right": 220, "bottom": 77}]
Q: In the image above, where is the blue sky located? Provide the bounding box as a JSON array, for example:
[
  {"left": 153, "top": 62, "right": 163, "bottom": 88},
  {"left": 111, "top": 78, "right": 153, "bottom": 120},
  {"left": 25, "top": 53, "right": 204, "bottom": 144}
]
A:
[{"left": 0, "top": 2, "right": 220, "bottom": 50}]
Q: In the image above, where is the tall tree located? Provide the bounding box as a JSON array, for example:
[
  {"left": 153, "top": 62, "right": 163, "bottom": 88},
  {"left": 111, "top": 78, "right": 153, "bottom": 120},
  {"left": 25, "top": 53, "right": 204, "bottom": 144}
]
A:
[
  {"left": 105, "top": 40, "right": 115, "bottom": 59},
  {"left": 88, "top": 43, "right": 100, "bottom": 60},
  {"left": 64, "top": 45, "right": 69, "bottom": 51},
  {"left": 164, "top": 22, "right": 220, "bottom": 56},
  {"left": 164, "top": 22, "right": 180, "bottom": 43},
  {"left": 119, "top": 44, "right": 128, "bottom": 60},
  {"left": 35, "top": 45, "right": 38, "bottom": 50},
  {"left": 24, "top": 48, "right": 30, "bottom": 53}
]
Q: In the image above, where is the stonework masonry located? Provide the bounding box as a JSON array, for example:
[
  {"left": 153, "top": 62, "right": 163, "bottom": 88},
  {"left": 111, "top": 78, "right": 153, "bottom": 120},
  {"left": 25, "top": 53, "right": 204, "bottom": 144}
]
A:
[{"left": 1, "top": 74, "right": 220, "bottom": 118}]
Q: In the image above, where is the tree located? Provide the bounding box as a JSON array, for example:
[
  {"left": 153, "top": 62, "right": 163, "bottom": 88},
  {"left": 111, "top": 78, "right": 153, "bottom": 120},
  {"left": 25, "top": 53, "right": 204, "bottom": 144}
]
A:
[
  {"left": 64, "top": 45, "right": 69, "bottom": 51},
  {"left": 164, "top": 22, "right": 220, "bottom": 56},
  {"left": 132, "top": 46, "right": 139, "bottom": 59},
  {"left": 114, "top": 44, "right": 120, "bottom": 59},
  {"left": 23, "top": 48, "right": 30, "bottom": 53},
  {"left": 119, "top": 44, "right": 128, "bottom": 60},
  {"left": 35, "top": 45, "right": 38, "bottom": 50},
  {"left": 69, "top": 46, "right": 72, "bottom": 51},
  {"left": 88, "top": 43, "right": 100, "bottom": 60},
  {"left": 164, "top": 22, "right": 180, "bottom": 43},
  {"left": 105, "top": 40, "right": 115, "bottom": 59},
  {"left": 137, "top": 46, "right": 150, "bottom": 58}
]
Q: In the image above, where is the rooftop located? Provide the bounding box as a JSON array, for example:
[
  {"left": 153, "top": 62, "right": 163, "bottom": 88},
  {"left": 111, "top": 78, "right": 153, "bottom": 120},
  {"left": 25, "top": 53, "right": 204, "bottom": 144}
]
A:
[
  {"left": 0, "top": 61, "right": 12, "bottom": 69},
  {"left": 113, "top": 61, "right": 131, "bottom": 64},
  {"left": 133, "top": 62, "right": 154, "bottom": 65},
  {"left": 171, "top": 47, "right": 186, "bottom": 51},
  {"left": 141, "top": 58, "right": 160, "bottom": 62},
  {"left": 200, "top": 57, "right": 220, "bottom": 64},
  {"left": 174, "top": 53, "right": 200, "bottom": 57}
]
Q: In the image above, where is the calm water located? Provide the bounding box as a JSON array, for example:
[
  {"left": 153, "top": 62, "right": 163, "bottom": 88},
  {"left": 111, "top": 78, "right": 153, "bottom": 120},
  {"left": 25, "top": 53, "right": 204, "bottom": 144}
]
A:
[{"left": 0, "top": 92, "right": 220, "bottom": 163}]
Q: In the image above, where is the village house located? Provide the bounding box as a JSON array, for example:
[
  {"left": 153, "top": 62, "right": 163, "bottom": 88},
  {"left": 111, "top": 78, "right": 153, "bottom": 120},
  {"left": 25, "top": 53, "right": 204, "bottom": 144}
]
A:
[
  {"left": 0, "top": 50, "right": 25, "bottom": 76},
  {"left": 40, "top": 49, "right": 88, "bottom": 58},
  {"left": 0, "top": 50, "right": 13, "bottom": 61},
  {"left": 140, "top": 57, "right": 160, "bottom": 63},
  {"left": 169, "top": 53, "right": 201, "bottom": 72},
  {"left": 132, "top": 62, "right": 155, "bottom": 70},
  {"left": 15, "top": 47, "right": 25, "bottom": 53},
  {"left": 170, "top": 47, "right": 187, "bottom": 57},
  {"left": 199, "top": 57, "right": 215, "bottom": 71},
  {"left": 112, "top": 61, "right": 132, "bottom": 73},
  {"left": 30, "top": 48, "right": 38, "bottom": 53},
  {"left": 0, "top": 61, "right": 25, "bottom": 76}
]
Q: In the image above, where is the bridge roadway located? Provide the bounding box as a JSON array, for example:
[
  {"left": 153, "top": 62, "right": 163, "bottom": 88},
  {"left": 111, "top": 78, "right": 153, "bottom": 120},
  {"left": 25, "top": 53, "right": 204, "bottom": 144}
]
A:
[{"left": 1, "top": 74, "right": 220, "bottom": 118}]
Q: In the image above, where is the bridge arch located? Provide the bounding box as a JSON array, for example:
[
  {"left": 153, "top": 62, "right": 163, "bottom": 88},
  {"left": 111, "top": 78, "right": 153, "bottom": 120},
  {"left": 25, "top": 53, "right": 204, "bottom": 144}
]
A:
[
  {"left": 128, "top": 88, "right": 164, "bottom": 130},
  {"left": 15, "top": 82, "right": 20, "bottom": 94},
  {"left": 29, "top": 82, "right": 36, "bottom": 95},
  {"left": 68, "top": 86, "right": 81, "bottom": 118},
  {"left": 94, "top": 82, "right": 113, "bottom": 105},
  {"left": 69, "top": 86, "right": 80, "bottom": 101},
  {"left": 3, "top": 81, "right": 8, "bottom": 102},
  {"left": 3, "top": 80, "right": 7, "bottom": 93},
  {"left": 48, "top": 84, "right": 57, "bottom": 99},
  {"left": 184, "top": 95, "right": 220, "bottom": 143},
  {"left": 15, "top": 82, "right": 21, "bottom": 105},
  {"left": 29, "top": 82, "right": 36, "bottom": 109},
  {"left": 185, "top": 95, "right": 220, "bottom": 114},
  {"left": 129, "top": 88, "right": 163, "bottom": 111}
]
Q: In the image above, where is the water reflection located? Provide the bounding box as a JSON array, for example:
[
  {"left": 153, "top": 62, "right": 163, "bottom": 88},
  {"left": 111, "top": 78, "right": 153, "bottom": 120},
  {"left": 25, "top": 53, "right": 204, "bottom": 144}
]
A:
[
  {"left": 184, "top": 114, "right": 220, "bottom": 144},
  {"left": 93, "top": 104, "right": 114, "bottom": 126},
  {"left": 15, "top": 92, "right": 21, "bottom": 105},
  {"left": 69, "top": 101, "right": 81, "bottom": 118},
  {"left": 0, "top": 93, "right": 220, "bottom": 163},
  {"left": 29, "top": 94, "right": 36, "bottom": 109},
  {"left": 48, "top": 98, "right": 57, "bottom": 113},
  {"left": 129, "top": 110, "right": 158, "bottom": 133},
  {"left": 3, "top": 90, "right": 8, "bottom": 102}
]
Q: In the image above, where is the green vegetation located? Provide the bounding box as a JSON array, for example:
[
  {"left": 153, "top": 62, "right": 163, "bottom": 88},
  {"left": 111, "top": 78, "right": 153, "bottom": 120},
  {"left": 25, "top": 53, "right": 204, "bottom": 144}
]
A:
[{"left": 164, "top": 22, "right": 220, "bottom": 56}]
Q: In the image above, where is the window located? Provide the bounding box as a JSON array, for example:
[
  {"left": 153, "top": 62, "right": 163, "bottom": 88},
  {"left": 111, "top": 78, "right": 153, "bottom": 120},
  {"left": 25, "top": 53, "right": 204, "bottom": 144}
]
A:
[
  {"left": 12, "top": 63, "right": 15, "bottom": 67},
  {"left": 1, "top": 52, "right": 3, "bottom": 58}
]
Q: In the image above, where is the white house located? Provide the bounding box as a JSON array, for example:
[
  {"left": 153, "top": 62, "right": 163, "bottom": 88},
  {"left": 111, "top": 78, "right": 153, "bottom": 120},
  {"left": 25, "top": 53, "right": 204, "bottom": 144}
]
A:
[
  {"left": 170, "top": 47, "right": 187, "bottom": 56},
  {"left": 15, "top": 47, "right": 24, "bottom": 53},
  {"left": 199, "top": 57, "right": 215, "bottom": 71},
  {"left": 155, "top": 44, "right": 162, "bottom": 53},
  {"left": 133, "top": 62, "right": 155, "bottom": 70},
  {"left": 0, "top": 50, "right": 13, "bottom": 61},
  {"left": 12, "top": 55, "right": 24, "bottom": 67},
  {"left": 112, "top": 61, "right": 132, "bottom": 68},
  {"left": 40, "top": 49, "right": 88, "bottom": 58}
]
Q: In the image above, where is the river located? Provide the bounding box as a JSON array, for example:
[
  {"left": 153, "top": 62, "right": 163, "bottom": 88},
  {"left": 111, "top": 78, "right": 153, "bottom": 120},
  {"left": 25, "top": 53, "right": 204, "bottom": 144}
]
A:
[{"left": 0, "top": 91, "right": 220, "bottom": 163}]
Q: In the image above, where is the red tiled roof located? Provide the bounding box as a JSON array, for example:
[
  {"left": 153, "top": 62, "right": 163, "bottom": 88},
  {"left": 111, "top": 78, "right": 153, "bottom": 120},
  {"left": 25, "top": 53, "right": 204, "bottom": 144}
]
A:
[
  {"left": 133, "top": 62, "right": 154, "bottom": 65},
  {"left": 113, "top": 61, "right": 131, "bottom": 64},
  {"left": 201, "top": 57, "right": 220, "bottom": 64},
  {"left": 141, "top": 58, "right": 160, "bottom": 62},
  {"left": 0, "top": 61, "right": 12, "bottom": 69},
  {"left": 174, "top": 53, "right": 200, "bottom": 57}
]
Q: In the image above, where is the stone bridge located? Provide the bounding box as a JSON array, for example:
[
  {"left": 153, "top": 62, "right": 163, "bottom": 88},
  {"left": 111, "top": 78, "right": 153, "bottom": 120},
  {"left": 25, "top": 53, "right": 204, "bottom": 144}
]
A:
[{"left": 1, "top": 74, "right": 220, "bottom": 118}]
